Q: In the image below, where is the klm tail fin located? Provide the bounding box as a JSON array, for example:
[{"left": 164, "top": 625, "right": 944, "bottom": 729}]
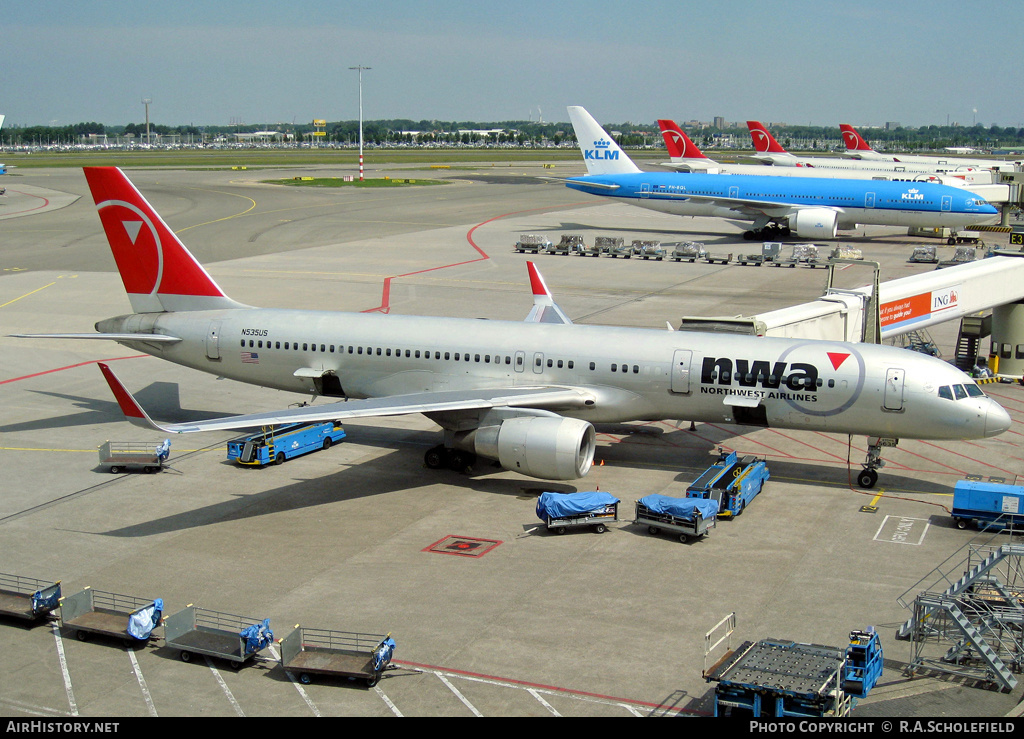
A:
[
  {"left": 567, "top": 106, "right": 642, "bottom": 176},
  {"left": 83, "top": 167, "right": 246, "bottom": 313}
]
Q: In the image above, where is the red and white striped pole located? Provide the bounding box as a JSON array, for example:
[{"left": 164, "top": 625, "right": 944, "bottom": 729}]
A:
[{"left": 350, "top": 65, "right": 371, "bottom": 182}]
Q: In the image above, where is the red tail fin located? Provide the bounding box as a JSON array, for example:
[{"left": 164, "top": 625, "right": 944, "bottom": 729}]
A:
[
  {"left": 657, "top": 120, "right": 709, "bottom": 160},
  {"left": 840, "top": 124, "right": 874, "bottom": 152},
  {"left": 83, "top": 167, "right": 243, "bottom": 313},
  {"left": 746, "top": 121, "right": 788, "bottom": 153}
]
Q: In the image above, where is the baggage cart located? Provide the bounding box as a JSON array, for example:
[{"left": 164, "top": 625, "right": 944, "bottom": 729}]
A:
[
  {"left": 280, "top": 626, "right": 396, "bottom": 687},
  {"left": 164, "top": 605, "right": 272, "bottom": 668},
  {"left": 514, "top": 234, "right": 551, "bottom": 253},
  {"left": 536, "top": 491, "right": 619, "bottom": 534},
  {"left": 908, "top": 245, "right": 938, "bottom": 263},
  {"left": 670, "top": 241, "right": 707, "bottom": 262},
  {"left": 635, "top": 494, "right": 718, "bottom": 542},
  {"left": 593, "top": 236, "right": 622, "bottom": 257},
  {"left": 98, "top": 439, "right": 170, "bottom": 474},
  {"left": 701, "top": 251, "right": 733, "bottom": 265},
  {"left": 0, "top": 572, "right": 61, "bottom": 623},
  {"left": 632, "top": 240, "right": 666, "bottom": 260},
  {"left": 59, "top": 587, "right": 163, "bottom": 645},
  {"left": 546, "top": 234, "right": 584, "bottom": 255}
]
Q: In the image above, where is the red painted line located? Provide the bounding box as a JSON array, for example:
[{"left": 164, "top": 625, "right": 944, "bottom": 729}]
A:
[
  {"left": 0, "top": 189, "right": 51, "bottom": 216},
  {"left": 361, "top": 201, "right": 591, "bottom": 314},
  {"left": 392, "top": 659, "right": 701, "bottom": 715},
  {"left": 0, "top": 355, "right": 148, "bottom": 385}
]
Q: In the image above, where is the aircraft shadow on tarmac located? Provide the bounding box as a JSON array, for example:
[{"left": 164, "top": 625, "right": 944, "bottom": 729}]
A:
[
  {"left": 96, "top": 448, "right": 576, "bottom": 539},
  {"left": 2, "top": 382, "right": 240, "bottom": 435},
  {"left": 550, "top": 221, "right": 737, "bottom": 243}
]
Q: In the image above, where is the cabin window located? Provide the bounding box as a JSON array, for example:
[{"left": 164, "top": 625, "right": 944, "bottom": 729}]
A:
[
  {"left": 589, "top": 362, "right": 596, "bottom": 371},
  {"left": 611, "top": 364, "right": 617, "bottom": 372},
  {"left": 953, "top": 384, "right": 968, "bottom": 400}
]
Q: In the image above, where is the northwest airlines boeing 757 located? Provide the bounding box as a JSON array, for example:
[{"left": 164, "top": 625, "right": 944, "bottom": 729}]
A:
[
  {"left": 566, "top": 106, "right": 997, "bottom": 241},
  {"left": 14, "top": 167, "right": 1011, "bottom": 488}
]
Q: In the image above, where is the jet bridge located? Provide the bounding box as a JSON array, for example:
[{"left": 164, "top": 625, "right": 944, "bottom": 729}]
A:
[{"left": 747, "top": 255, "right": 1024, "bottom": 375}]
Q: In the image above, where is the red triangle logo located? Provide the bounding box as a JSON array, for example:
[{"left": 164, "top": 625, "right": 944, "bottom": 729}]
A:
[{"left": 827, "top": 352, "right": 850, "bottom": 370}]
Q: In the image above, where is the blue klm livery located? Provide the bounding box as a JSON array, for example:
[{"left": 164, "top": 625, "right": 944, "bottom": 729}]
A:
[{"left": 567, "top": 106, "right": 998, "bottom": 241}]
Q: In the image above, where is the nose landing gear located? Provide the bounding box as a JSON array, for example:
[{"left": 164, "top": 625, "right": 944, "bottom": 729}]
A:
[{"left": 856, "top": 436, "right": 898, "bottom": 489}]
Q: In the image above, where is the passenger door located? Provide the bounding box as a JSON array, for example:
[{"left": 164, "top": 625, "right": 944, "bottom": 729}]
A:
[
  {"left": 671, "top": 350, "right": 692, "bottom": 394},
  {"left": 205, "top": 321, "right": 222, "bottom": 360},
  {"left": 884, "top": 368, "right": 905, "bottom": 411}
]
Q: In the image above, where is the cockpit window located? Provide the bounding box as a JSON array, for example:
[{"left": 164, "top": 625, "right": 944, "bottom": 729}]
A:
[
  {"left": 939, "top": 383, "right": 987, "bottom": 401},
  {"left": 965, "top": 383, "right": 985, "bottom": 398}
]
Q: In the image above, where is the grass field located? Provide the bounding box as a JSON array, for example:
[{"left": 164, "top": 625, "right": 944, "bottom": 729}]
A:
[{"left": 0, "top": 147, "right": 667, "bottom": 171}]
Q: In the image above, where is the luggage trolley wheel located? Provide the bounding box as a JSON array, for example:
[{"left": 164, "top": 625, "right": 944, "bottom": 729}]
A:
[
  {"left": 109, "top": 466, "right": 122, "bottom": 474},
  {"left": 366, "top": 672, "right": 381, "bottom": 688},
  {"left": 555, "top": 526, "right": 567, "bottom": 535},
  {"left": 955, "top": 518, "right": 968, "bottom": 530},
  {"left": 678, "top": 534, "right": 689, "bottom": 543},
  {"left": 593, "top": 523, "right": 607, "bottom": 534},
  {"left": 179, "top": 650, "right": 193, "bottom": 663},
  {"left": 299, "top": 673, "right": 312, "bottom": 685}
]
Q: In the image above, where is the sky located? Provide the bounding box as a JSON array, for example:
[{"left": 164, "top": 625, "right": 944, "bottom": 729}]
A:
[{"left": 4, "top": 0, "right": 1022, "bottom": 130}]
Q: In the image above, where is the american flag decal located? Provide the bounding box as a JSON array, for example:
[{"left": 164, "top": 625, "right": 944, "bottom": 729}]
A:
[{"left": 241, "top": 351, "right": 259, "bottom": 364}]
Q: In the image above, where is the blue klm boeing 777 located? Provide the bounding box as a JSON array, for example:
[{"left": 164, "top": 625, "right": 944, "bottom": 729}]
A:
[{"left": 566, "top": 106, "right": 998, "bottom": 241}]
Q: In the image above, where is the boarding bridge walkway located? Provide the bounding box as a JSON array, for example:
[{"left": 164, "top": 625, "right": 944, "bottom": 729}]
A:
[{"left": 750, "top": 255, "right": 1024, "bottom": 343}]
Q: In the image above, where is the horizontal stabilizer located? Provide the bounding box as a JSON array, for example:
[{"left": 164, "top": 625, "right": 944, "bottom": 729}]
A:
[{"left": 11, "top": 332, "right": 181, "bottom": 343}]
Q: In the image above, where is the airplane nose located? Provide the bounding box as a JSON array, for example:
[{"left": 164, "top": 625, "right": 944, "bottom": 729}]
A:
[{"left": 986, "top": 401, "right": 1012, "bottom": 437}]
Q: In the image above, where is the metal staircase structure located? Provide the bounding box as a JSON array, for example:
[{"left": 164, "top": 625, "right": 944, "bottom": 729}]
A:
[{"left": 896, "top": 527, "right": 1024, "bottom": 692}]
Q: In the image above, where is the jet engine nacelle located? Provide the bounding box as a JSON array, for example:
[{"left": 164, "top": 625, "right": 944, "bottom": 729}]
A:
[
  {"left": 791, "top": 207, "right": 839, "bottom": 239},
  {"left": 471, "top": 416, "right": 596, "bottom": 480}
]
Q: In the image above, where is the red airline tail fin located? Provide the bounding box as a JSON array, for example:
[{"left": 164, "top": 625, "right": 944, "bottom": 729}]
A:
[
  {"left": 746, "top": 121, "right": 788, "bottom": 154},
  {"left": 83, "top": 167, "right": 245, "bottom": 313},
  {"left": 657, "top": 120, "right": 710, "bottom": 160},
  {"left": 839, "top": 124, "right": 875, "bottom": 153}
]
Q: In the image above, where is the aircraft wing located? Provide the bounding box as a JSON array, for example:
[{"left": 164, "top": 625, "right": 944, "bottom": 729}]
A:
[
  {"left": 99, "top": 363, "right": 595, "bottom": 434},
  {"left": 642, "top": 189, "right": 809, "bottom": 219}
]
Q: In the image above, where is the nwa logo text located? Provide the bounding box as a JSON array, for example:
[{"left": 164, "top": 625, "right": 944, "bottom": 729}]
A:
[
  {"left": 585, "top": 138, "right": 620, "bottom": 161},
  {"left": 701, "top": 357, "right": 820, "bottom": 393}
]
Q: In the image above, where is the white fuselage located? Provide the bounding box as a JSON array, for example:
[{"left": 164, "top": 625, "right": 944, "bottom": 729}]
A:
[{"left": 104, "top": 307, "right": 1006, "bottom": 441}]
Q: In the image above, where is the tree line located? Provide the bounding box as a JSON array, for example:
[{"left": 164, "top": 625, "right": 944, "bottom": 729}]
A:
[{"left": 3, "top": 118, "right": 1023, "bottom": 151}]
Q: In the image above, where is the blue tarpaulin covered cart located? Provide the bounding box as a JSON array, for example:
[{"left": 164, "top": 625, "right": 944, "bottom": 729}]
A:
[
  {"left": 635, "top": 494, "right": 718, "bottom": 542},
  {"left": 536, "top": 491, "right": 619, "bottom": 534}
]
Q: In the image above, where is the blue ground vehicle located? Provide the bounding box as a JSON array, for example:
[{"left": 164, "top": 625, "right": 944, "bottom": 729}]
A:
[
  {"left": 227, "top": 421, "right": 346, "bottom": 467},
  {"left": 686, "top": 450, "right": 770, "bottom": 518},
  {"left": 951, "top": 478, "right": 1024, "bottom": 530}
]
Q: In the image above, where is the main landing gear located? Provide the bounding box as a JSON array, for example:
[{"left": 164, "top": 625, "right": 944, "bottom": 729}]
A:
[
  {"left": 856, "top": 436, "right": 897, "bottom": 489},
  {"left": 743, "top": 224, "right": 790, "bottom": 241},
  {"left": 424, "top": 444, "right": 477, "bottom": 474}
]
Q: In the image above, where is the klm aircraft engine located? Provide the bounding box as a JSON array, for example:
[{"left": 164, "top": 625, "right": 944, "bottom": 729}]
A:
[{"left": 792, "top": 208, "right": 839, "bottom": 239}]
